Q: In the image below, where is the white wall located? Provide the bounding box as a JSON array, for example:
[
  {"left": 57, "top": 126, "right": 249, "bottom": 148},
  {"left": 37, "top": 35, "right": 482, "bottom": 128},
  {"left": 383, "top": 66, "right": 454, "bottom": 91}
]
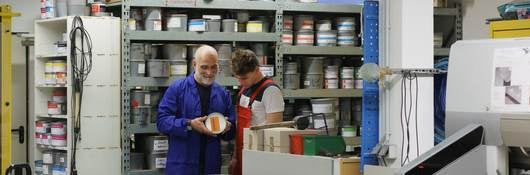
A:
[
  {"left": 454, "top": 0, "right": 512, "bottom": 40},
  {"left": 0, "top": 0, "right": 40, "bottom": 163}
]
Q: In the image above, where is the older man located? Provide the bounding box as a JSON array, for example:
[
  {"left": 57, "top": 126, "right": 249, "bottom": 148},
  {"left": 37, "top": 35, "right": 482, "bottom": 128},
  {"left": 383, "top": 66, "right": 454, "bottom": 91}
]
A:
[{"left": 157, "top": 45, "right": 235, "bottom": 175}]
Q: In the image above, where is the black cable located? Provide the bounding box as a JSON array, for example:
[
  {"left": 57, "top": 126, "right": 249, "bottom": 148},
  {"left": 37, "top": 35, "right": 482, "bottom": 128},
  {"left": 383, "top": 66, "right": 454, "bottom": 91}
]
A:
[
  {"left": 414, "top": 73, "right": 419, "bottom": 157},
  {"left": 69, "top": 16, "right": 93, "bottom": 175},
  {"left": 400, "top": 73, "right": 405, "bottom": 166}
]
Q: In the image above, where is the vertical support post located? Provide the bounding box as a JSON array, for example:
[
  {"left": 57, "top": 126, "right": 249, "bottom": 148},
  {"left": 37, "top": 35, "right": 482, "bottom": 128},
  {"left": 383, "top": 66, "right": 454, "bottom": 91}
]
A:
[
  {"left": 121, "top": 1, "right": 132, "bottom": 175},
  {"left": 361, "top": 0, "right": 379, "bottom": 171}
]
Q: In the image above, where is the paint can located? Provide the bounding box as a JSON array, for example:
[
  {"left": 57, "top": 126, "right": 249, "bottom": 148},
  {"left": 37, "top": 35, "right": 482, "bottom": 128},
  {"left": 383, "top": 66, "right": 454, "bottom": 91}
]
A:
[
  {"left": 131, "top": 90, "right": 151, "bottom": 106},
  {"left": 51, "top": 122, "right": 66, "bottom": 136},
  {"left": 131, "top": 106, "right": 151, "bottom": 125},
  {"left": 283, "top": 73, "right": 300, "bottom": 90},
  {"left": 246, "top": 21, "right": 263, "bottom": 33},
  {"left": 35, "top": 121, "right": 50, "bottom": 134},
  {"left": 316, "top": 30, "right": 337, "bottom": 46},
  {"left": 55, "top": 72, "right": 67, "bottom": 85},
  {"left": 284, "top": 62, "right": 298, "bottom": 74},
  {"left": 130, "top": 153, "right": 145, "bottom": 170},
  {"left": 143, "top": 135, "right": 169, "bottom": 153},
  {"left": 90, "top": 2, "right": 106, "bottom": 16},
  {"left": 42, "top": 134, "right": 51, "bottom": 145},
  {"left": 303, "top": 57, "right": 324, "bottom": 74},
  {"left": 283, "top": 15, "right": 293, "bottom": 30},
  {"left": 341, "top": 78, "right": 354, "bottom": 89},
  {"left": 147, "top": 152, "right": 167, "bottom": 169},
  {"left": 162, "top": 44, "right": 187, "bottom": 60},
  {"left": 147, "top": 59, "right": 171, "bottom": 77},
  {"left": 52, "top": 165, "right": 66, "bottom": 175},
  {"left": 337, "top": 30, "right": 355, "bottom": 46},
  {"left": 35, "top": 133, "right": 42, "bottom": 145},
  {"left": 255, "top": 16, "right": 270, "bottom": 32},
  {"left": 281, "top": 30, "right": 293, "bottom": 45},
  {"left": 311, "top": 98, "right": 337, "bottom": 114},
  {"left": 53, "top": 151, "right": 67, "bottom": 167},
  {"left": 206, "top": 19, "right": 221, "bottom": 32},
  {"left": 131, "top": 59, "right": 146, "bottom": 77},
  {"left": 165, "top": 13, "right": 187, "bottom": 31},
  {"left": 189, "top": 19, "right": 207, "bottom": 32},
  {"left": 303, "top": 73, "right": 323, "bottom": 89},
  {"left": 45, "top": 61, "right": 54, "bottom": 73},
  {"left": 316, "top": 19, "right": 332, "bottom": 31},
  {"left": 52, "top": 89, "right": 66, "bottom": 103},
  {"left": 336, "top": 17, "right": 356, "bottom": 31},
  {"left": 144, "top": 8, "right": 162, "bottom": 31},
  {"left": 222, "top": 19, "right": 237, "bottom": 32},
  {"left": 295, "top": 15, "right": 314, "bottom": 31},
  {"left": 51, "top": 60, "right": 66, "bottom": 73},
  {"left": 43, "top": 150, "right": 54, "bottom": 164},
  {"left": 215, "top": 44, "right": 232, "bottom": 60},
  {"left": 45, "top": 73, "right": 56, "bottom": 85},
  {"left": 218, "top": 59, "right": 232, "bottom": 76},
  {"left": 295, "top": 30, "right": 314, "bottom": 46},
  {"left": 313, "top": 114, "right": 336, "bottom": 129},
  {"left": 325, "top": 78, "right": 339, "bottom": 89},
  {"left": 169, "top": 60, "right": 187, "bottom": 76},
  {"left": 354, "top": 67, "right": 363, "bottom": 89},
  {"left": 48, "top": 101, "right": 66, "bottom": 115},
  {"left": 51, "top": 135, "right": 66, "bottom": 147},
  {"left": 325, "top": 66, "right": 339, "bottom": 79},
  {"left": 259, "top": 65, "right": 274, "bottom": 77}
]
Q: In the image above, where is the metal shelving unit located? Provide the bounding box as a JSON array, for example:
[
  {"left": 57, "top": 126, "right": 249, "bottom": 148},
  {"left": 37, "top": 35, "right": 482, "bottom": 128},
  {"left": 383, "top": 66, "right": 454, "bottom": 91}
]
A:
[
  {"left": 434, "top": 48, "right": 451, "bottom": 56},
  {"left": 120, "top": 1, "right": 363, "bottom": 174},
  {"left": 434, "top": 3, "right": 462, "bottom": 57}
]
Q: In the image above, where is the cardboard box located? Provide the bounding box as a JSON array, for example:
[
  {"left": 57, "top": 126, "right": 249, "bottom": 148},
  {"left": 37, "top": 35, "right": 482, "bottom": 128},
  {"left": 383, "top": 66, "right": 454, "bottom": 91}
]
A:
[
  {"left": 263, "top": 128, "right": 320, "bottom": 153},
  {"left": 334, "top": 157, "right": 361, "bottom": 175},
  {"left": 243, "top": 128, "right": 264, "bottom": 151}
]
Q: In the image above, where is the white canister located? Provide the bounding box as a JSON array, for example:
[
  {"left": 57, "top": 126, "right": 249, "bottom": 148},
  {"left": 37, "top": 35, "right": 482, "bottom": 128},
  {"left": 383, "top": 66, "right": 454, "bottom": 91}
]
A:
[
  {"left": 51, "top": 122, "right": 66, "bottom": 136},
  {"left": 42, "top": 133, "right": 51, "bottom": 145},
  {"left": 325, "top": 78, "right": 339, "bottom": 89},
  {"left": 340, "top": 67, "right": 354, "bottom": 79},
  {"left": 45, "top": 73, "right": 56, "bottom": 85},
  {"left": 35, "top": 133, "right": 42, "bottom": 145},
  {"left": 51, "top": 135, "right": 66, "bottom": 147},
  {"left": 48, "top": 101, "right": 66, "bottom": 115},
  {"left": 341, "top": 78, "right": 354, "bottom": 89},
  {"left": 52, "top": 89, "right": 66, "bottom": 103}
]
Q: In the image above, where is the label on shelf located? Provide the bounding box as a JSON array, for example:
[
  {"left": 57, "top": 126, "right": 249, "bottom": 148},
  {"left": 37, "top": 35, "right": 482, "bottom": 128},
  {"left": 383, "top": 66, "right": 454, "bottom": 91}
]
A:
[
  {"left": 154, "top": 21, "right": 162, "bottom": 31},
  {"left": 153, "top": 140, "right": 169, "bottom": 151},
  {"left": 144, "top": 94, "right": 151, "bottom": 105},
  {"left": 155, "top": 158, "right": 167, "bottom": 168},
  {"left": 138, "top": 63, "right": 145, "bottom": 74}
]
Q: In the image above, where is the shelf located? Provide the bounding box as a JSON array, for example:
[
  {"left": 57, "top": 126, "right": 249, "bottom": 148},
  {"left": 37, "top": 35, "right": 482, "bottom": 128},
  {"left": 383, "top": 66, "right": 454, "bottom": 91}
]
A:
[
  {"left": 283, "top": 2, "right": 362, "bottom": 13},
  {"left": 434, "top": 48, "right": 450, "bottom": 56},
  {"left": 282, "top": 89, "right": 362, "bottom": 98},
  {"left": 281, "top": 46, "right": 362, "bottom": 55},
  {"left": 37, "top": 144, "right": 69, "bottom": 151},
  {"left": 130, "top": 124, "right": 158, "bottom": 134},
  {"left": 128, "top": 31, "right": 278, "bottom": 42},
  {"left": 37, "top": 114, "right": 69, "bottom": 119},
  {"left": 194, "top": 0, "right": 276, "bottom": 10},
  {"left": 127, "top": 76, "right": 184, "bottom": 87},
  {"left": 216, "top": 76, "right": 238, "bottom": 86},
  {"left": 434, "top": 7, "right": 458, "bottom": 16},
  {"left": 105, "top": 1, "right": 123, "bottom": 7},
  {"left": 128, "top": 170, "right": 163, "bottom": 175},
  {"left": 36, "top": 53, "right": 68, "bottom": 58},
  {"left": 35, "top": 17, "right": 68, "bottom": 24},
  {"left": 36, "top": 84, "right": 67, "bottom": 88}
]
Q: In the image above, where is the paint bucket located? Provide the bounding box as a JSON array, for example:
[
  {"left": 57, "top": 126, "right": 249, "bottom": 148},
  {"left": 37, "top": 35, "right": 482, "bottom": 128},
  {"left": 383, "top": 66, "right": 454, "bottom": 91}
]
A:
[
  {"left": 316, "top": 30, "right": 337, "bottom": 46},
  {"left": 295, "top": 15, "right": 314, "bottom": 31},
  {"left": 282, "top": 30, "right": 293, "bottom": 45},
  {"left": 303, "top": 73, "right": 323, "bottom": 89},
  {"left": 222, "top": 19, "right": 237, "bottom": 32},
  {"left": 341, "top": 78, "right": 354, "bottom": 89},
  {"left": 337, "top": 30, "right": 355, "bottom": 46},
  {"left": 147, "top": 152, "right": 167, "bottom": 169},
  {"left": 55, "top": 72, "right": 67, "bottom": 85},
  {"left": 50, "top": 122, "right": 66, "bottom": 136},
  {"left": 165, "top": 13, "right": 187, "bottom": 31},
  {"left": 35, "top": 160, "right": 44, "bottom": 174},
  {"left": 303, "top": 57, "right": 324, "bottom": 74},
  {"left": 316, "top": 20, "right": 332, "bottom": 31},
  {"left": 215, "top": 44, "right": 232, "bottom": 60},
  {"left": 336, "top": 17, "right": 356, "bottom": 31},
  {"left": 310, "top": 98, "right": 338, "bottom": 114},
  {"left": 251, "top": 43, "right": 268, "bottom": 56},
  {"left": 259, "top": 65, "right": 274, "bottom": 77},
  {"left": 283, "top": 73, "right": 300, "bottom": 90},
  {"left": 53, "top": 151, "right": 67, "bottom": 167},
  {"left": 143, "top": 135, "right": 169, "bottom": 153},
  {"left": 218, "top": 59, "right": 232, "bottom": 76},
  {"left": 52, "top": 165, "right": 66, "bottom": 175},
  {"left": 35, "top": 121, "right": 50, "bottom": 134},
  {"left": 131, "top": 106, "right": 151, "bottom": 125},
  {"left": 130, "top": 153, "right": 145, "bottom": 170},
  {"left": 237, "top": 11, "right": 250, "bottom": 23},
  {"left": 325, "top": 66, "right": 339, "bottom": 79},
  {"left": 162, "top": 44, "right": 187, "bottom": 60},
  {"left": 354, "top": 67, "right": 363, "bottom": 89},
  {"left": 206, "top": 19, "right": 221, "bottom": 32},
  {"left": 45, "top": 73, "right": 56, "bottom": 85},
  {"left": 131, "top": 59, "right": 146, "bottom": 77},
  {"left": 147, "top": 59, "right": 171, "bottom": 77},
  {"left": 43, "top": 150, "right": 54, "bottom": 164},
  {"left": 169, "top": 60, "right": 187, "bottom": 76},
  {"left": 42, "top": 163, "right": 53, "bottom": 175},
  {"left": 325, "top": 78, "right": 339, "bottom": 89},
  {"left": 255, "top": 16, "right": 270, "bottom": 32},
  {"left": 284, "top": 62, "right": 298, "bottom": 74},
  {"left": 42, "top": 133, "right": 51, "bottom": 145},
  {"left": 145, "top": 18, "right": 162, "bottom": 31},
  {"left": 283, "top": 15, "right": 293, "bottom": 30},
  {"left": 246, "top": 21, "right": 263, "bottom": 33},
  {"left": 52, "top": 89, "right": 66, "bottom": 103},
  {"left": 131, "top": 43, "right": 147, "bottom": 59},
  {"left": 48, "top": 101, "right": 66, "bottom": 115},
  {"left": 131, "top": 90, "right": 151, "bottom": 107},
  {"left": 295, "top": 30, "right": 314, "bottom": 46},
  {"left": 51, "top": 135, "right": 66, "bottom": 147},
  {"left": 189, "top": 19, "right": 207, "bottom": 32}
]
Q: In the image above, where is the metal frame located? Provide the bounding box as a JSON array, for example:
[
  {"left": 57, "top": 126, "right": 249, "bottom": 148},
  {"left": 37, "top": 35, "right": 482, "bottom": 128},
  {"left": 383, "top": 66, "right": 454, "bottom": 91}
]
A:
[
  {"left": 120, "top": 1, "right": 364, "bottom": 174},
  {"left": 433, "top": 3, "right": 463, "bottom": 56}
]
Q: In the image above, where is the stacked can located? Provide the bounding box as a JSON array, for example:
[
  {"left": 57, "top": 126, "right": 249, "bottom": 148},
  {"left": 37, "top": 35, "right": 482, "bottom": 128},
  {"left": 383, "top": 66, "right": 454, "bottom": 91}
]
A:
[
  {"left": 163, "top": 44, "right": 188, "bottom": 76},
  {"left": 294, "top": 15, "right": 315, "bottom": 46},
  {"left": 316, "top": 19, "right": 337, "bottom": 46},
  {"left": 140, "top": 135, "right": 169, "bottom": 170},
  {"left": 302, "top": 57, "right": 324, "bottom": 89},
  {"left": 310, "top": 98, "right": 339, "bottom": 135},
  {"left": 44, "top": 59, "right": 67, "bottom": 86},
  {"left": 215, "top": 44, "right": 233, "bottom": 77},
  {"left": 129, "top": 8, "right": 144, "bottom": 31},
  {"left": 324, "top": 65, "right": 339, "bottom": 89},
  {"left": 37, "top": 150, "right": 67, "bottom": 175},
  {"left": 35, "top": 121, "right": 51, "bottom": 146},
  {"left": 130, "top": 89, "right": 162, "bottom": 125},
  {"left": 283, "top": 62, "right": 300, "bottom": 89},
  {"left": 354, "top": 67, "right": 363, "bottom": 89},
  {"left": 336, "top": 17, "right": 358, "bottom": 46},
  {"left": 281, "top": 15, "right": 294, "bottom": 45},
  {"left": 41, "top": 0, "right": 56, "bottom": 19},
  {"left": 340, "top": 67, "right": 354, "bottom": 89}
]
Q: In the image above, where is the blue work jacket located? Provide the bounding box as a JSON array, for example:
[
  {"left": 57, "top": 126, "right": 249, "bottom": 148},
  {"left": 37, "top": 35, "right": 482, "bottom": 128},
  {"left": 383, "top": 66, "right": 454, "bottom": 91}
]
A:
[{"left": 157, "top": 75, "right": 236, "bottom": 175}]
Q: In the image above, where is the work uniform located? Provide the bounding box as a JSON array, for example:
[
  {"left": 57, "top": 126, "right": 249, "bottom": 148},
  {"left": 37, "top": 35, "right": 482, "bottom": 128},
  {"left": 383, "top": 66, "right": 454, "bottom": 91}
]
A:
[
  {"left": 157, "top": 75, "right": 236, "bottom": 175},
  {"left": 234, "top": 78, "right": 284, "bottom": 175}
]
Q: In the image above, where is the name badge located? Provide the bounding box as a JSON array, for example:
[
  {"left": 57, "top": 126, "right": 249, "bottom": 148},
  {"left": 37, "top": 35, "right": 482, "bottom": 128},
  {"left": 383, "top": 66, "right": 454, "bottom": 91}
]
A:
[{"left": 239, "top": 95, "right": 250, "bottom": 108}]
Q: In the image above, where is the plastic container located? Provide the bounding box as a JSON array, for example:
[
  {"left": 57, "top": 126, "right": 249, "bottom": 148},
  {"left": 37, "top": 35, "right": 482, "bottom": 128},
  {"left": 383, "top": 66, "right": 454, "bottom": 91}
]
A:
[
  {"left": 147, "top": 59, "right": 171, "bottom": 77},
  {"left": 162, "top": 44, "right": 187, "bottom": 60},
  {"left": 310, "top": 98, "right": 337, "bottom": 114},
  {"left": 169, "top": 60, "right": 187, "bottom": 76},
  {"left": 247, "top": 21, "right": 263, "bottom": 33},
  {"left": 295, "top": 15, "right": 314, "bottom": 31},
  {"left": 222, "top": 19, "right": 237, "bottom": 32},
  {"left": 131, "top": 59, "right": 146, "bottom": 77},
  {"left": 289, "top": 134, "right": 317, "bottom": 155},
  {"left": 316, "top": 30, "right": 337, "bottom": 46},
  {"left": 295, "top": 30, "right": 315, "bottom": 46},
  {"left": 303, "top": 73, "right": 323, "bottom": 89},
  {"left": 165, "top": 14, "right": 187, "bottom": 31},
  {"left": 206, "top": 19, "right": 221, "bottom": 32},
  {"left": 130, "top": 152, "right": 145, "bottom": 170},
  {"left": 303, "top": 135, "right": 345, "bottom": 156},
  {"left": 282, "top": 30, "right": 294, "bottom": 45}
]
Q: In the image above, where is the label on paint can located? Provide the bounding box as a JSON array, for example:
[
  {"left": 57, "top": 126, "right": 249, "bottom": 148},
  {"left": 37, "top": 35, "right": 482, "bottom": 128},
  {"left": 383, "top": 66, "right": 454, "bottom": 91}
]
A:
[
  {"left": 325, "top": 79, "right": 338, "bottom": 89},
  {"left": 170, "top": 65, "right": 187, "bottom": 75},
  {"left": 42, "top": 134, "right": 51, "bottom": 145},
  {"left": 55, "top": 72, "right": 67, "bottom": 85},
  {"left": 281, "top": 34, "right": 293, "bottom": 44},
  {"left": 144, "top": 94, "right": 151, "bottom": 105},
  {"left": 35, "top": 133, "right": 42, "bottom": 144},
  {"left": 341, "top": 79, "right": 354, "bottom": 89},
  {"left": 338, "top": 36, "right": 354, "bottom": 46},
  {"left": 155, "top": 158, "right": 167, "bottom": 168},
  {"left": 312, "top": 103, "right": 333, "bottom": 114},
  {"left": 354, "top": 80, "right": 363, "bottom": 89},
  {"left": 246, "top": 22, "right": 263, "bottom": 33},
  {"left": 337, "top": 22, "right": 355, "bottom": 31},
  {"left": 167, "top": 17, "right": 182, "bottom": 28},
  {"left": 304, "top": 80, "right": 311, "bottom": 86},
  {"left": 45, "top": 73, "right": 56, "bottom": 85},
  {"left": 189, "top": 20, "right": 207, "bottom": 32},
  {"left": 314, "top": 118, "right": 335, "bottom": 129},
  {"left": 51, "top": 135, "right": 66, "bottom": 147},
  {"left": 153, "top": 140, "right": 169, "bottom": 151},
  {"left": 296, "top": 35, "right": 314, "bottom": 44},
  {"left": 138, "top": 63, "right": 146, "bottom": 74},
  {"left": 45, "top": 62, "right": 54, "bottom": 73},
  {"left": 153, "top": 20, "right": 162, "bottom": 31}
]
